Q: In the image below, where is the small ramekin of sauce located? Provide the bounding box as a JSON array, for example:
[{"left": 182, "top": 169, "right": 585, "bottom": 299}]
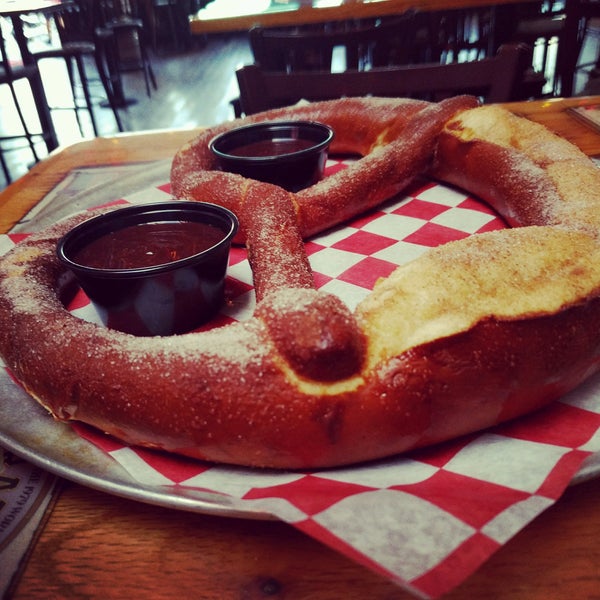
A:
[
  {"left": 209, "top": 120, "right": 334, "bottom": 192},
  {"left": 57, "top": 201, "right": 239, "bottom": 337}
]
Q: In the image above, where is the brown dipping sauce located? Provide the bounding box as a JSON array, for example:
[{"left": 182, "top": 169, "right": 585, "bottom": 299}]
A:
[
  {"left": 228, "top": 138, "right": 316, "bottom": 158},
  {"left": 73, "top": 221, "right": 225, "bottom": 269}
]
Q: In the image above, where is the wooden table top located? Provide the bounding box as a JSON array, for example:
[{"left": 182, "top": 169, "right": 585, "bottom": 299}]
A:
[
  {"left": 189, "top": 0, "right": 538, "bottom": 35},
  {"left": 4, "top": 96, "right": 600, "bottom": 599}
]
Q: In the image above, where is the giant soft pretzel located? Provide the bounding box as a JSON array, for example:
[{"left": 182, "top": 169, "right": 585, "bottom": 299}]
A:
[{"left": 1, "top": 97, "right": 600, "bottom": 469}]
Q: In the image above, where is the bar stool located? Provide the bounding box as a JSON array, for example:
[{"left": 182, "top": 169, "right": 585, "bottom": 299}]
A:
[
  {"left": 0, "top": 25, "right": 43, "bottom": 183},
  {"left": 104, "top": 17, "right": 157, "bottom": 98},
  {"left": 32, "top": 6, "right": 123, "bottom": 137}
]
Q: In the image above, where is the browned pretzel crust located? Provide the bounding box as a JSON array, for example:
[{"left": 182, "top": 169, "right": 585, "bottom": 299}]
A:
[{"left": 0, "top": 98, "right": 599, "bottom": 469}]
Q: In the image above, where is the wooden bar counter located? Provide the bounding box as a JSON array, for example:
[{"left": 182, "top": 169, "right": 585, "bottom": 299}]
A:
[
  {"left": 3, "top": 96, "right": 600, "bottom": 599},
  {"left": 188, "top": 0, "right": 538, "bottom": 35}
]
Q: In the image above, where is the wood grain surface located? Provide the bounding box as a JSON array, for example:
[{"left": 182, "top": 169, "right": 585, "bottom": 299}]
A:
[{"left": 12, "top": 478, "right": 600, "bottom": 599}]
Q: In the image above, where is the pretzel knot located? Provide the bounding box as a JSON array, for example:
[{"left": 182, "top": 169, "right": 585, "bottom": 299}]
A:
[{"left": 1, "top": 97, "right": 599, "bottom": 469}]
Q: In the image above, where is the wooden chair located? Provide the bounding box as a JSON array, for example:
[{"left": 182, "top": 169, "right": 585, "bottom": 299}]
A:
[
  {"left": 249, "top": 8, "right": 499, "bottom": 71},
  {"left": 421, "top": 7, "right": 496, "bottom": 63},
  {"left": 228, "top": 15, "right": 419, "bottom": 117},
  {"left": 236, "top": 43, "right": 533, "bottom": 116},
  {"left": 248, "top": 14, "right": 418, "bottom": 73}
]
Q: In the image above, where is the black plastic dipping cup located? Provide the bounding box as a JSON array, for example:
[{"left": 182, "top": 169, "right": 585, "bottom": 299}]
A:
[
  {"left": 209, "top": 120, "right": 334, "bottom": 192},
  {"left": 56, "top": 201, "right": 239, "bottom": 337}
]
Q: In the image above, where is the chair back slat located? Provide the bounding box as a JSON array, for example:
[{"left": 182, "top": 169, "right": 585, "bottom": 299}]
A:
[{"left": 237, "top": 43, "right": 533, "bottom": 115}]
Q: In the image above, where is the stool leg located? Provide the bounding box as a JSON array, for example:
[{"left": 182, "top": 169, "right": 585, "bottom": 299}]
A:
[
  {"left": 93, "top": 48, "right": 124, "bottom": 132},
  {"left": 95, "top": 28, "right": 129, "bottom": 108},
  {"left": 140, "top": 44, "right": 156, "bottom": 97},
  {"left": 143, "top": 64, "right": 151, "bottom": 97},
  {"left": 136, "top": 32, "right": 157, "bottom": 97},
  {"left": 1, "top": 148, "right": 12, "bottom": 184},
  {"left": 6, "top": 81, "right": 40, "bottom": 163},
  {"left": 167, "top": 3, "right": 178, "bottom": 50},
  {"left": 148, "top": 61, "right": 157, "bottom": 90},
  {"left": 64, "top": 56, "right": 86, "bottom": 137},
  {"left": 74, "top": 54, "right": 99, "bottom": 137}
]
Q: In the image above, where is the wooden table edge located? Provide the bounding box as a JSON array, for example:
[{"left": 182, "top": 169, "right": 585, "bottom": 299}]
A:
[
  {"left": 0, "top": 128, "right": 202, "bottom": 234},
  {"left": 189, "top": 0, "right": 535, "bottom": 35}
]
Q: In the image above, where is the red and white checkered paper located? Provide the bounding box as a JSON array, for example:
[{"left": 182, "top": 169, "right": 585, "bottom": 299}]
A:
[{"left": 3, "top": 159, "right": 600, "bottom": 599}]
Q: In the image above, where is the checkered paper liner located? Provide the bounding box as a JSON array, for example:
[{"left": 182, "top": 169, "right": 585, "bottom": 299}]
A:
[{"left": 2, "top": 159, "right": 600, "bottom": 599}]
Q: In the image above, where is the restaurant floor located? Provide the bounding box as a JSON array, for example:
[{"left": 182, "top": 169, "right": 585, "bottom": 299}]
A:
[{"left": 1, "top": 24, "right": 599, "bottom": 190}]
